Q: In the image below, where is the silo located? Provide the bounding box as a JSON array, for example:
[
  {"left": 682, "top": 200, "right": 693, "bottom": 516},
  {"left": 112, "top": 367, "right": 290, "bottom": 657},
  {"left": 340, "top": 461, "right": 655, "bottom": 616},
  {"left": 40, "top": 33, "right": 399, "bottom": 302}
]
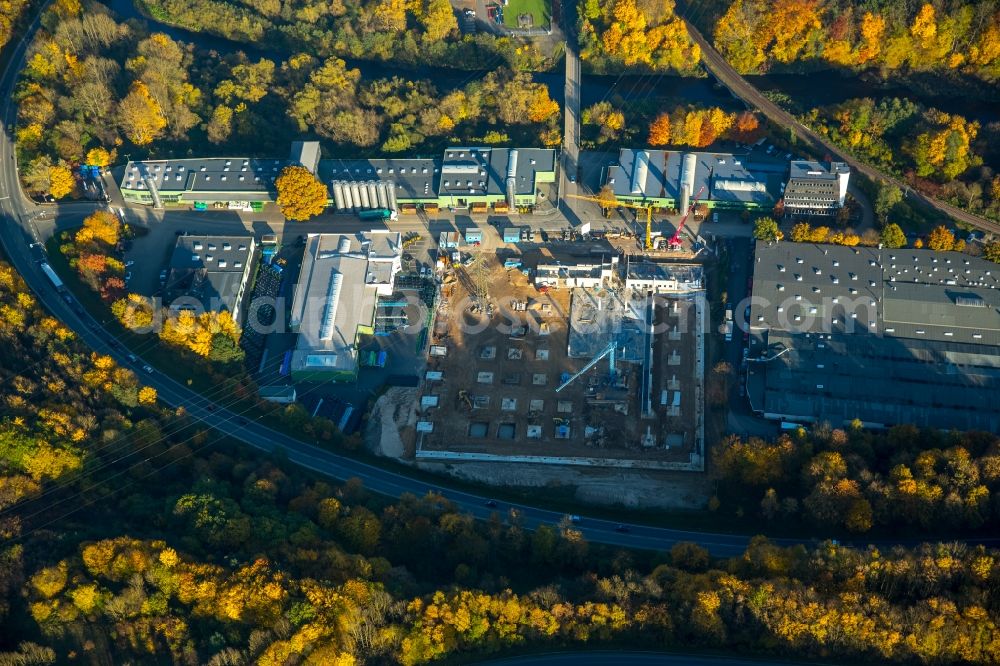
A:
[
  {"left": 358, "top": 183, "right": 371, "bottom": 209},
  {"left": 506, "top": 149, "right": 518, "bottom": 208},
  {"left": 367, "top": 182, "right": 380, "bottom": 210},
  {"left": 679, "top": 153, "right": 698, "bottom": 213},
  {"left": 349, "top": 182, "right": 362, "bottom": 210},
  {"left": 341, "top": 182, "right": 355, "bottom": 209},
  {"left": 630, "top": 150, "right": 650, "bottom": 195},
  {"left": 375, "top": 181, "right": 389, "bottom": 209},
  {"left": 387, "top": 183, "right": 398, "bottom": 212},
  {"left": 333, "top": 181, "right": 347, "bottom": 210}
]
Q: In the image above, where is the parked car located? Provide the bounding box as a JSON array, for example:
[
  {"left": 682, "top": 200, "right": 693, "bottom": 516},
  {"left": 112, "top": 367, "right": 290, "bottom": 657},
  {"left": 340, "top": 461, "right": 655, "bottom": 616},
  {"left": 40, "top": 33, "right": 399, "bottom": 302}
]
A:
[
  {"left": 124, "top": 271, "right": 132, "bottom": 282},
  {"left": 142, "top": 365, "right": 154, "bottom": 374},
  {"left": 159, "top": 269, "right": 168, "bottom": 282},
  {"left": 569, "top": 515, "right": 581, "bottom": 524}
]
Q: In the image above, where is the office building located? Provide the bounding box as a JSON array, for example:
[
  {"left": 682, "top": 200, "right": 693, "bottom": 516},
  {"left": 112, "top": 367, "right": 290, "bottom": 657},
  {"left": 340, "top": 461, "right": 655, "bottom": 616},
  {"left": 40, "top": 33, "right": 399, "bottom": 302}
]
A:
[
  {"left": 783, "top": 160, "right": 851, "bottom": 216},
  {"left": 164, "top": 235, "right": 256, "bottom": 323}
]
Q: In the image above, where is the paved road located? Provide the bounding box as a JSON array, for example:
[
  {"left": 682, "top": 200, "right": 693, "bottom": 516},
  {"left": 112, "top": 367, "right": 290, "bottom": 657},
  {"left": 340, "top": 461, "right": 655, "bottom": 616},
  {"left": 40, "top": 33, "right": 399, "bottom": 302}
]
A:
[
  {"left": 0, "top": 19, "right": 755, "bottom": 556},
  {"left": 3, "top": 1, "right": 999, "bottom": 559},
  {"left": 681, "top": 17, "right": 1000, "bottom": 237},
  {"left": 558, "top": 0, "right": 582, "bottom": 225}
]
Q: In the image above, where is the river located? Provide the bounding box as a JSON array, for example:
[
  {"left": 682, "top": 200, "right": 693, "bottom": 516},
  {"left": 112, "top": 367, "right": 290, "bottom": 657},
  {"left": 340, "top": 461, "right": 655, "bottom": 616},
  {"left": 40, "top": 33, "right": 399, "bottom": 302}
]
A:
[{"left": 100, "top": 0, "right": 999, "bottom": 124}]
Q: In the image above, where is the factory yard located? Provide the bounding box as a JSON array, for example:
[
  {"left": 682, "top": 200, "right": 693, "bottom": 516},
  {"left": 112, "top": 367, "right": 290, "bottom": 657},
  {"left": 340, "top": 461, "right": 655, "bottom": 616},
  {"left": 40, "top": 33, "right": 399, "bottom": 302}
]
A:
[{"left": 417, "top": 252, "right": 704, "bottom": 467}]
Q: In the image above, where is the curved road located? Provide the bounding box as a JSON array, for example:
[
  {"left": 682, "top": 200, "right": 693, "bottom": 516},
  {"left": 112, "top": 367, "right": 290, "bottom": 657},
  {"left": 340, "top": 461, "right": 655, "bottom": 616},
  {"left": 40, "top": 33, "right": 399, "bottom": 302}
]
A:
[
  {"left": 0, "top": 15, "right": 757, "bottom": 556},
  {"left": 682, "top": 17, "right": 1000, "bottom": 236},
  {"left": 2, "top": 3, "right": 998, "bottom": 559}
]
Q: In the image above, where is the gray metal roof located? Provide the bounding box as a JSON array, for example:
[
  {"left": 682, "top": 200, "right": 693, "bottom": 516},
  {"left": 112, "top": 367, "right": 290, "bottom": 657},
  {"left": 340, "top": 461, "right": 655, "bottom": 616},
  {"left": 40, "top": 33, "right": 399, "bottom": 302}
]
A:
[
  {"left": 750, "top": 243, "right": 1000, "bottom": 346},
  {"left": 290, "top": 140, "right": 321, "bottom": 174},
  {"left": 122, "top": 158, "right": 286, "bottom": 193},
  {"left": 289, "top": 232, "right": 400, "bottom": 374},
  {"left": 748, "top": 242, "right": 1000, "bottom": 430},
  {"left": 610, "top": 149, "right": 779, "bottom": 205},
  {"left": 789, "top": 160, "right": 849, "bottom": 181},
  {"left": 319, "top": 157, "right": 439, "bottom": 201},
  {"left": 748, "top": 330, "right": 1000, "bottom": 431},
  {"left": 165, "top": 235, "right": 255, "bottom": 316}
]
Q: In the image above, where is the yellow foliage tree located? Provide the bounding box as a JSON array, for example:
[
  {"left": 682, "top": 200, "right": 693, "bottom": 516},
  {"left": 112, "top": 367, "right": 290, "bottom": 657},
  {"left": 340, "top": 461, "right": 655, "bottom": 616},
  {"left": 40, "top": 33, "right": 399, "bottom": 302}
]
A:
[
  {"left": 275, "top": 165, "right": 328, "bottom": 221},
  {"left": 75, "top": 210, "right": 122, "bottom": 247},
  {"left": 48, "top": 165, "right": 75, "bottom": 199},
  {"left": 910, "top": 3, "right": 937, "bottom": 48},
  {"left": 111, "top": 293, "right": 155, "bottom": 331},
  {"left": 22, "top": 442, "right": 82, "bottom": 482},
  {"left": 526, "top": 89, "right": 559, "bottom": 123},
  {"left": 117, "top": 81, "right": 167, "bottom": 146},
  {"left": 85, "top": 146, "right": 112, "bottom": 167},
  {"left": 926, "top": 225, "right": 955, "bottom": 251},
  {"left": 648, "top": 112, "right": 671, "bottom": 146},
  {"left": 858, "top": 12, "right": 885, "bottom": 63},
  {"left": 138, "top": 386, "right": 157, "bottom": 405}
]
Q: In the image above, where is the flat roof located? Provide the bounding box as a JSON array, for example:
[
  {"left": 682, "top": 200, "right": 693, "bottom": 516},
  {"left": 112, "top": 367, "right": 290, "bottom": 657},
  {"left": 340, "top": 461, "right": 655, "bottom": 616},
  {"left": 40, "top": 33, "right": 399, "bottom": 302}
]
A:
[
  {"left": 165, "top": 235, "right": 254, "bottom": 314},
  {"left": 748, "top": 330, "right": 1000, "bottom": 431},
  {"left": 122, "top": 158, "right": 287, "bottom": 194},
  {"left": 290, "top": 140, "right": 320, "bottom": 174},
  {"left": 748, "top": 242, "right": 1000, "bottom": 429},
  {"left": 290, "top": 232, "right": 400, "bottom": 374},
  {"left": 750, "top": 243, "right": 1000, "bottom": 345},
  {"left": 611, "top": 149, "right": 778, "bottom": 205},
  {"left": 319, "top": 157, "right": 439, "bottom": 201},
  {"left": 440, "top": 147, "right": 556, "bottom": 198},
  {"left": 789, "top": 160, "right": 850, "bottom": 181}
]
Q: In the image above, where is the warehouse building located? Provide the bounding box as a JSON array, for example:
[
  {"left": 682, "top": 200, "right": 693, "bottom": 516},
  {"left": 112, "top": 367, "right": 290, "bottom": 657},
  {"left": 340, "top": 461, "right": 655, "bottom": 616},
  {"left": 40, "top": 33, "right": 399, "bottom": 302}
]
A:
[
  {"left": 608, "top": 149, "right": 783, "bottom": 212},
  {"left": 746, "top": 243, "right": 1000, "bottom": 431},
  {"left": 288, "top": 231, "right": 402, "bottom": 381},
  {"left": 783, "top": 160, "right": 851, "bottom": 216},
  {"left": 320, "top": 157, "right": 438, "bottom": 211},
  {"left": 164, "top": 235, "right": 257, "bottom": 323},
  {"left": 438, "top": 147, "right": 557, "bottom": 210},
  {"left": 121, "top": 142, "right": 557, "bottom": 213}
]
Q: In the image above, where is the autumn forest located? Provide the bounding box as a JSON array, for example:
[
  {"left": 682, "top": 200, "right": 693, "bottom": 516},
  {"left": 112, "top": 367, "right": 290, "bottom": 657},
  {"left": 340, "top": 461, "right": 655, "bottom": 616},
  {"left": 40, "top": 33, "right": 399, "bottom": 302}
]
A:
[{"left": 2, "top": 0, "right": 1000, "bottom": 663}]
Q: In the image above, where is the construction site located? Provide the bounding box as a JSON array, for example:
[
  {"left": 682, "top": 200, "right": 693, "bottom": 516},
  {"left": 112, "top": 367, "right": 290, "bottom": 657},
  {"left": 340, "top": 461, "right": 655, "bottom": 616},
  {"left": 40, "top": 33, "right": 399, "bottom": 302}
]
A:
[{"left": 415, "top": 250, "right": 706, "bottom": 469}]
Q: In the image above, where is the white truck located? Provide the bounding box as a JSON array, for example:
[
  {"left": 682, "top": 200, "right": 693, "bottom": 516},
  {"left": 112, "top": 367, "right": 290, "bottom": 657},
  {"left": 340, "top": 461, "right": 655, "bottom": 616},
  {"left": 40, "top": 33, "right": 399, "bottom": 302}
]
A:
[{"left": 40, "top": 262, "right": 65, "bottom": 292}]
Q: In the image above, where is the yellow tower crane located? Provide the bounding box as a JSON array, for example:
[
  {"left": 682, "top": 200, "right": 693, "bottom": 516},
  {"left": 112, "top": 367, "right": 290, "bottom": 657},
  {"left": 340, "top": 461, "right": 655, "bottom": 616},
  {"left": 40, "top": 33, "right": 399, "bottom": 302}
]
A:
[{"left": 567, "top": 193, "right": 656, "bottom": 250}]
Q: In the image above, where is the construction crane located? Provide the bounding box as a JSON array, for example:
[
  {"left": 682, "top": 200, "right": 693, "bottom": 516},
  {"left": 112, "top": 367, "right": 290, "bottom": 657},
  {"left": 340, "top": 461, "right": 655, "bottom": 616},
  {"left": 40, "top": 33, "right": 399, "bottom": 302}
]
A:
[
  {"left": 556, "top": 337, "right": 619, "bottom": 393},
  {"left": 568, "top": 193, "right": 656, "bottom": 250},
  {"left": 668, "top": 185, "right": 706, "bottom": 251}
]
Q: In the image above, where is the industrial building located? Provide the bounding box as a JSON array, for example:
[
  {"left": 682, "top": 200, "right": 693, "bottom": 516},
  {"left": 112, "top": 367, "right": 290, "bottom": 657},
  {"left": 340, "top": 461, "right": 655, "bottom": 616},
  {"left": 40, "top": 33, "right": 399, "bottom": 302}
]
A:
[
  {"left": 288, "top": 231, "right": 402, "bottom": 381},
  {"left": 624, "top": 260, "right": 704, "bottom": 294},
  {"left": 163, "top": 234, "right": 257, "bottom": 323},
  {"left": 121, "top": 141, "right": 557, "bottom": 213},
  {"left": 535, "top": 259, "right": 616, "bottom": 289},
  {"left": 783, "top": 160, "right": 851, "bottom": 216},
  {"left": 746, "top": 243, "right": 1000, "bottom": 431},
  {"left": 120, "top": 141, "right": 323, "bottom": 209},
  {"left": 608, "top": 149, "right": 784, "bottom": 212}
]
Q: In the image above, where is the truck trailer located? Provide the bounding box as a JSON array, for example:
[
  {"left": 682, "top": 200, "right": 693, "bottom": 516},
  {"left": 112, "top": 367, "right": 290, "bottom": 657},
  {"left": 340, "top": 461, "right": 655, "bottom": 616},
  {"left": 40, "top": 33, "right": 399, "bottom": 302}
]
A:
[
  {"left": 358, "top": 208, "right": 398, "bottom": 222},
  {"left": 40, "top": 262, "right": 65, "bottom": 292}
]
